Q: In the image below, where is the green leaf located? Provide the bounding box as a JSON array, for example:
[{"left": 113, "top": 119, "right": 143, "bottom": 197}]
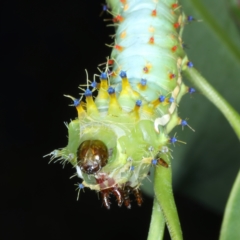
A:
[
  {"left": 220, "top": 170, "right": 240, "bottom": 240},
  {"left": 227, "top": 0, "right": 240, "bottom": 29},
  {"left": 172, "top": 0, "right": 240, "bottom": 212}
]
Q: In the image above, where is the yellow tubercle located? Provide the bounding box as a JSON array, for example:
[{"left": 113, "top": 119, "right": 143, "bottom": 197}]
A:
[
  {"left": 96, "top": 88, "right": 109, "bottom": 101},
  {"left": 120, "top": 77, "right": 131, "bottom": 95},
  {"left": 151, "top": 99, "right": 161, "bottom": 108},
  {"left": 108, "top": 91, "right": 122, "bottom": 115},
  {"left": 96, "top": 79, "right": 109, "bottom": 101},
  {"left": 76, "top": 102, "right": 86, "bottom": 119},
  {"left": 132, "top": 101, "right": 142, "bottom": 120},
  {"left": 137, "top": 79, "right": 147, "bottom": 91},
  {"left": 137, "top": 83, "right": 147, "bottom": 91},
  {"left": 151, "top": 95, "right": 166, "bottom": 108},
  {"left": 85, "top": 95, "right": 99, "bottom": 116},
  {"left": 63, "top": 94, "right": 87, "bottom": 119},
  {"left": 100, "top": 78, "right": 108, "bottom": 90},
  {"left": 119, "top": 72, "right": 140, "bottom": 102},
  {"left": 141, "top": 104, "right": 154, "bottom": 117}
]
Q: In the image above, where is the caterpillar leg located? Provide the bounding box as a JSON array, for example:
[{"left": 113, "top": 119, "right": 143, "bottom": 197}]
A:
[
  {"left": 111, "top": 187, "right": 124, "bottom": 207},
  {"left": 122, "top": 186, "right": 132, "bottom": 209},
  {"left": 99, "top": 185, "right": 143, "bottom": 209},
  {"left": 99, "top": 187, "right": 124, "bottom": 209},
  {"left": 122, "top": 186, "right": 143, "bottom": 209},
  {"left": 100, "top": 189, "right": 111, "bottom": 210},
  {"left": 132, "top": 188, "right": 143, "bottom": 207}
]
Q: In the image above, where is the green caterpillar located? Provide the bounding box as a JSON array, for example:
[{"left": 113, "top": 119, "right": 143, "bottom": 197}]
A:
[{"left": 48, "top": 0, "right": 193, "bottom": 212}]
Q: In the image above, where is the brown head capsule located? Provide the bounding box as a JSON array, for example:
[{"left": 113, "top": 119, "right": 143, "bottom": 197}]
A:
[{"left": 77, "top": 140, "right": 108, "bottom": 174}]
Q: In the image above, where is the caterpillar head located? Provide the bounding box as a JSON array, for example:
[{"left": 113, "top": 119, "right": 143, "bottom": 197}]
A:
[{"left": 77, "top": 140, "right": 109, "bottom": 174}]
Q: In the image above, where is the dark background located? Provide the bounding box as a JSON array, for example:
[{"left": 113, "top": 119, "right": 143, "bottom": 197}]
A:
[{"left": 1, "top": 0, "right": 222, "bottom": 239}]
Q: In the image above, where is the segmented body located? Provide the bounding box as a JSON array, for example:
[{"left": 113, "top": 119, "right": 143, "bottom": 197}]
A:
[{"left": 48, "top": 0, "right": 191, "bottom": 208}]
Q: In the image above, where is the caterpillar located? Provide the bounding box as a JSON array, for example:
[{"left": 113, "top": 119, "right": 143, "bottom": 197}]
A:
[{"left": 47, "top": 0, "right": 194, "bottom": 211}]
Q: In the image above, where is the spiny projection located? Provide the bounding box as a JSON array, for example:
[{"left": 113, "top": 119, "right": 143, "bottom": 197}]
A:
[{"left": 47, "top": 0, "right": 195, "bottom": 209}]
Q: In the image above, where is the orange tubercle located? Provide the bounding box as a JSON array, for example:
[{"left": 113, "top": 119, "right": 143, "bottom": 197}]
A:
[
  {"left": 169, "top": 73, "right": 176, "bottom": 80},
  {"left": 173, "top": 22, "right": 180, "bottom": 29},
  {"left": 108, "top": 59, "right": 114, "bottom": 65},
  {"left": 114, "top": 44, "right": 124, "bottom": 51},
  {"left": 120, "top": 31, "right": 127, "bottom": 39},
  {"left": 123, "top": 3, "right": 129, "bottom": 11},
  {"left": 171, "top": 45, "right": 178, "bottom": 52},
  {"left": 171, "top": 3, "right": 178, "bottom": 9},
  {"left": 113, "top": 15, "right": 124, "bottom": 23},
  {"left": 149, "top": 36, "right": 154, "bottom": 44},
  {"left": 151, "top": 9, "right": 157, "bottom": 17},
  {"left": 148, "top": 26, "right": 155, "bottom": 33},
  {"left": 143, "top": 62, "right": 152, "bottom": 73}
]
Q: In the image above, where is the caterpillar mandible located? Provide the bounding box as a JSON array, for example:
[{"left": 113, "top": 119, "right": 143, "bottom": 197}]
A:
[{"left": 47, "top": 0, "right": 193, "bottom": 210}]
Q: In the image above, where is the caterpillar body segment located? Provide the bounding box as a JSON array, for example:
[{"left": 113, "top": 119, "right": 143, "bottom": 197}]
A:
[{"left": 48, "top": 0, "right": 191, "bottom": 213}]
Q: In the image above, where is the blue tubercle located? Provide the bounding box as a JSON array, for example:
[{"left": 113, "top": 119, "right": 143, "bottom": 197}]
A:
[
  {"left": 100, "top": 72, "right": 108, "bottom": 79},
  {"left": 130, "top": 166, "right": 135, "bottom": 171},
  {"left": 181, "top": 119, "right": 188, "bottom": 126},
  {"left": 188, "top": 87, "right": 196, "bottom": 94},
  {"left": 187, "top": 15, "right": 194, "bottom": 22},
  {"left": 168, "top": 97, "right": 174, "bottom": 103},
  {"left": 84, "top": 89, "right": 92, "bottom": 97},
  {"left": 73, "top": 99, "right": 81, "bottom": 107},
  {"left": 102, "top": 5, "right": 108, "bottom": 11},
  {"left": 119, "top": 70, "right": 127, "bottom": 78},
  {"left": 136, "top": 100, "right": 142, "bottom": 106},
  {"left": 187, "top": 61, "right": 194, "bottom": 68},
  {"left": 159, "top": 95, "right": 165, "bottom": 102},
  {"left": 91, "top": 81, "right": 97, "bottom": 88},
  {"left": 169, "top": 136, "right": 177, "bottom": 144},
  {"left": 108, "top": 86, "right": 115, "bottom": 94},
  {"left": 140, "top": 78, "right": 147, "bottom": 86},
  {"left": 151, "top": 159, "right": 158, "bottom": 165}
]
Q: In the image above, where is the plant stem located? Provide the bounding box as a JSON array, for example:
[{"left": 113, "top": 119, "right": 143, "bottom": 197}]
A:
[
  {"left": 183, "top": 67, "right": 240, "bottom": 140},
  {"left": 151, "top": 164, "right": 183, "bottom": 240},
  {"left": 147, "top": 197, "right": 165, "bottom": 240}
]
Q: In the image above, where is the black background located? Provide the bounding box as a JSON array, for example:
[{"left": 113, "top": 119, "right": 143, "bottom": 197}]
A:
[{"left": 1, "top": 0, "right": 222, "bottom": 239}]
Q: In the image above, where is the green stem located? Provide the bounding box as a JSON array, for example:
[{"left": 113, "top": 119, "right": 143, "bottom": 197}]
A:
[
  {"left": 183, "top": 67, "right": 240, "bottom": 140},
  {"left": 147, "top": 198, "right": 165, "bottom": 240},
  {"left": 152, "top": 164, "right": 183, "bottom": 240}
]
